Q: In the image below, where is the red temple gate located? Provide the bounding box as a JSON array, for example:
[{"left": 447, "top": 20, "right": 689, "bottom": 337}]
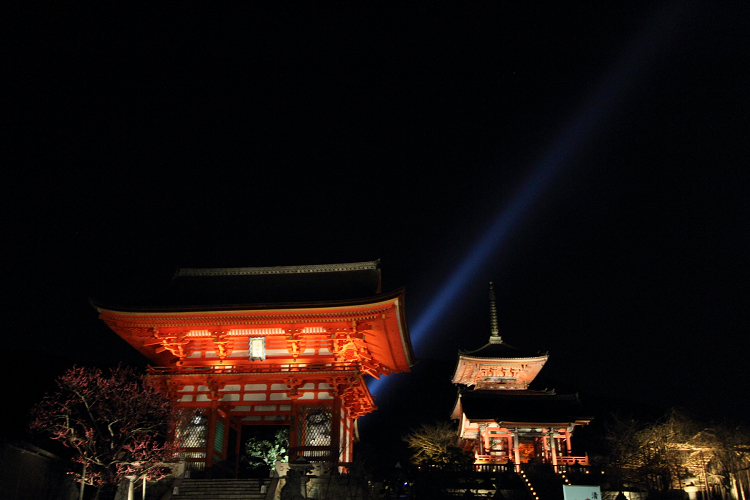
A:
[{"left": 93, "top": 261, "right": 415, "bottom": 473}]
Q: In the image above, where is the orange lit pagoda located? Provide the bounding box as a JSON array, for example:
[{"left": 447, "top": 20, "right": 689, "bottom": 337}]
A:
[
  {"left": 93, "top": 261, "right": 415, "bottom": 473},
  {"left": 451, "top": 283, "right": 591, "bottom": 471}
]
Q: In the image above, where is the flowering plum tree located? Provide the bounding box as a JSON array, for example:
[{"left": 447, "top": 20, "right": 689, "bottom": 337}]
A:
[{"left": 30, "top": 365, "right": 177, "bottom": 499}]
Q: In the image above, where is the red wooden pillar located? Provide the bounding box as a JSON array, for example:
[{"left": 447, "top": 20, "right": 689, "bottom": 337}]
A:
[
  {"left": 541, "top": 430, "right": 549, "bottom": 462},
  {"left": 205, "top": 403, "right": 219, "bottom": 473},
  {"left": 223, "top": 411, "right": 230, "bottom": 460},
  {"left": 289, "top": 401, "right": 300, "bottom": 460},
  {"left": 330, "top": 398, "right": 342, "bottom": 464},
  {"left": 234, "top": 420, "right": 242, "bottom": 478},
  {"left": 564, "top": 429, "right": 572, "bottom": 455},
  {"left": 549, "top": 434, "right": 558, "bottom": 470},
  {"left": 506, "top": 434, "right": 513, "bottom": 464},
  {"left": 512, "top": 430, "right": 521, "bottom": 471},
  {"left": 341, "top": 412, "right": 352, "bottom": 463}
]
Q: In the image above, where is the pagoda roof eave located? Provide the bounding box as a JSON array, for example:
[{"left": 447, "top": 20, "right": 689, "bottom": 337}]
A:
[
  {"left": 457, "top": 340, "right": 548, "bottom": 361},
  {"left": 450, "top": 360, "right": 460, "bottom": 383},
  {"left": 450, "top": 393, "right": 463, "bottom": 420},
  {"left": 456, "top": 390, "right": 591, "bottom": 425},
  {"left": 465, "top": 418, "right": 593, "bottom": 428},
  {"left": 450, "top": 353, "right": 548, "bottom": 385},
  {"left": 457, "top": 354, "right": 549, "bottom": 363}
]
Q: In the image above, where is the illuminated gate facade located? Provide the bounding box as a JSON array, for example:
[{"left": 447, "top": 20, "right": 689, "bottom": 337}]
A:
[{"left": 94, "top": 261, "right": 415, "bottom": 473}]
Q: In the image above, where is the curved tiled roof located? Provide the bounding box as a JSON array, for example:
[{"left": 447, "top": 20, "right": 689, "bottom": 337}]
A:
[
  {"left": 453, "top": 389, "right": 591, "bottom": 424},
  {"left": 459, "top": 340, "right": 547, "bottom": 360},
  {"left": 92, "top": 260, "right": 384, "bottom": 311}
]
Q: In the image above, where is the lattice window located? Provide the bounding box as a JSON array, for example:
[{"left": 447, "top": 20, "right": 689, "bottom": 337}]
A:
[
  {"left": 175, "top": 408, "right": 209, "bottom": 449},
  {"left": 298, "top": 405, "right": 332, "bottom": 458}
]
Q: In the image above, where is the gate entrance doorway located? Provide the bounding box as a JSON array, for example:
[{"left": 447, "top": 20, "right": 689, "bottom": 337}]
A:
[{"left": 238, "top": 424, "right": 288, "bottom": 477}]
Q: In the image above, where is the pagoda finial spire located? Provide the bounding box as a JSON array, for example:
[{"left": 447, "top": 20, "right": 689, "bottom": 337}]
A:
[{"left": 489, "top": 282, "right": 502, "bottom": 344}]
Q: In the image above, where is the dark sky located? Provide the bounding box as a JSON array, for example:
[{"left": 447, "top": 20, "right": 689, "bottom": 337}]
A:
[{"left": 5, "top": 1, "right": 749, "bottom": 437}]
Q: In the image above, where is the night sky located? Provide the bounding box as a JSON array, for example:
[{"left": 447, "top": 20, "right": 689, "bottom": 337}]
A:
[{"left": 5, "top": 2, "right": 749, "bottom": 445}]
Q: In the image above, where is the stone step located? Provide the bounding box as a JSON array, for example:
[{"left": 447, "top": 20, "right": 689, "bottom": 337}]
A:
[{"left": 174, "top": 478, "right": 271, "bottom": 499}]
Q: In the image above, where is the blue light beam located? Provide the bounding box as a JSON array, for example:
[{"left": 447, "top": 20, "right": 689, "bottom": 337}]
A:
[{"left": 367, "top": 2, "right": 694, "bottom": 398}]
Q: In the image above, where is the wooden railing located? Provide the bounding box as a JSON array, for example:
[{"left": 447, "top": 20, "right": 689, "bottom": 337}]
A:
[
  {"left": 472, "top": 455, "right": 590, "bottom": 472},
  {"left": 148, "top": 362, "right": 361, "bottom": 376},
  {"left": 474, "top": 462, "right": 516, "bottom": 473},
  {"left": 475, "top": 453, "right": 510, "bottom": 464},
  {"left": 556, "top": 456, "right": 590, "bottom": 466},
  {"left": 288, "top": 445, "right": 334, "bottom": 461}
]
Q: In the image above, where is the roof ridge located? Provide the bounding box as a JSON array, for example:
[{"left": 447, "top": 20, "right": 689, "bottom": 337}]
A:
[
  {"left": 175, "top": 260, "right": 380, "bottom": 277},
  {"left": 465, "top": 389, "right": 581, "bottom": 399},
  {"left": 459, "top": 341, "right": 547, "bottom": 358}
]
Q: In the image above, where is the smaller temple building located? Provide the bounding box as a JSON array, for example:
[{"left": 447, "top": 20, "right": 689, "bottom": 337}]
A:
[{"left": 451, "top": 284, "right": 591, "bottom": 470}]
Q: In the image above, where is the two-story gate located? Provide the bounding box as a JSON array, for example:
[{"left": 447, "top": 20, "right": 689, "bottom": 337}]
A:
[{"left": 93, "top": 261, "right": 415, "bottom": 473}]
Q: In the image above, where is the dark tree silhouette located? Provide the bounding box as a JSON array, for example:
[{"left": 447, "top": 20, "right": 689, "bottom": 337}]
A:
[
  {"left": 403, "top": 421, "right": 472, "bottom": 469},
  {"left": 602, "top": 410, "right": 750, "bottom": 499}
]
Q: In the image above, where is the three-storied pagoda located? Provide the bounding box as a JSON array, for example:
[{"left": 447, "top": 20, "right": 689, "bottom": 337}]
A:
[
  {"left": 451, "top": 284, "right": 591, "bottom": 470},
  {"left": 93, "top": 260, "right": 415, "bottom": 473}
]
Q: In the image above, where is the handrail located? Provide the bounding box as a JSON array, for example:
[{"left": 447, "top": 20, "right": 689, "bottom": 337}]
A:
[
  {"left": 264, "top": 476, "right": 279, "bottom": 500},
  {"left": 472, "top": 455, "right": 589, "bottom": 466}
]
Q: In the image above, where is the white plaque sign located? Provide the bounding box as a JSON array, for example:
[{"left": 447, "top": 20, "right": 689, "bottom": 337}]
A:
[
  {"left": 562, "top": 485, "right": 602, "bottom": 500},
  {"left": 249, "top": 337, "right": 266, "bottom": 361}
]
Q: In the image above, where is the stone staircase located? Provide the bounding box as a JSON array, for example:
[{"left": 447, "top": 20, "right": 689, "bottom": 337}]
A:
[
  {"left": 524, "top": 467, "right": 565, "bottom": 500},
  {"left": 173, "top": 478, "right": 272, "bottom": 499}
]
